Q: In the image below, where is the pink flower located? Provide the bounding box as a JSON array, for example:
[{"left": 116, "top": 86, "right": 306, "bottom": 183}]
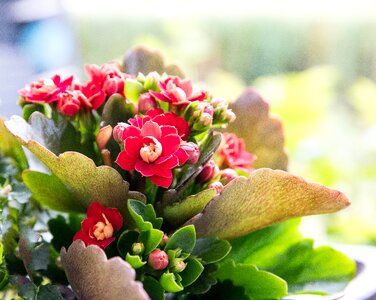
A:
[
  {"left": 150, "top": 76, "right": 206, "bottom": 106},
  {"left": 138, "top": 93, "right": 158, "bottom": 114},
  {"left": 220, "top": 168, "right": 238, "bottom": 185},
  {"left": 76, "top": 82, "right": 106, "bottom": 110},
  {"left": 197, "top": 160, "right": 218, "bottom": 183},
  {"left": 57, "top": 90, "right": 87, "bottom": 116},
  {"left": 84, "top": 63, "right": 126, "bottom": 96},
  {"left": 181, "top": 142, "right": 200, "bottom": 164},
  {"left": 219, "top": 133, "right": 256, "bottom": 170},
  {"left": 18, "top": 75, "right": 73, "bottom": 104},
  {"left": 73, "top": 202, "right": 123, "bottom": 250},
  {"left": 130, "top": 108, "right": 190, "bottom": 141},
  {"left": 115, "top": 115, "right": 189, "bottom": 188}
]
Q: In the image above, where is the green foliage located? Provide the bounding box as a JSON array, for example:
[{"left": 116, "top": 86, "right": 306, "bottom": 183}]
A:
[
  {"left": 192, "top": 237, "right": 232, "bottom": 264},
  {"left": 165, "top": 225, "right": 196, "bottom": 254},
  {"left": 128, "top": 199, "right": 163, "bottom": 230},
  {"left": 215, "top": 259, "right": 288, "bottom": 299},
  {"left": 48, "top": 214, "right": 82, "bottom": 252},
  {"left": 124, "top": 79, "right": 144, "bottom": 103}
]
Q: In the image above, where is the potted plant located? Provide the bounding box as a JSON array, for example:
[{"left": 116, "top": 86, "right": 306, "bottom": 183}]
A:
[{"left": 0, "top": 46, "right": 356, "bottom": 299}]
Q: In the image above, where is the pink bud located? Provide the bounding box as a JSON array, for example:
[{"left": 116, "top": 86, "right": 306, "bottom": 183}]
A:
[
  {"left": 197, "top": 160, "right": 218, "bottom": 183},
  {"left": 181, "top": 142, "right": 200, "bottom": 164},
  {"left": 148, "top": 249, "right": 169, "bottom": 270},
  {"left": 220, "top": 168, "right": 238, "bottom": 185},
  {"left": 138, "top": 93, "right": 158, "bottom": 114},
  {"left": 208, "top": 181, "right": 224, "bottom": 194},
  {"left": 172, "top": 260, "right": 187, "bottom": 273},
  {"left": 113, "top": 122, "right": 128, "bottom": 142},
  {"left": 160, "top": 234, "right": 169, "bottom": 247}
]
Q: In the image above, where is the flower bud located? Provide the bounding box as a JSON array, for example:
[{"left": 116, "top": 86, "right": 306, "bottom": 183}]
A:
[
  {"left": 159, "top": 234, "right": 169, "bottom": 247},
  {"left": 148, "top": 249, "right": 169, "bottom": 270},
  {"left": 139, "top": 72, "right": 160, "bottom": 91},
  {"left": 184, "top": 101, "right": 214, "bottom": 132},
  {"left": 220, "top": 168, "right": 238, "bottom": 185},
  {"left": 138, "top": 93, "right": 158, "bottom": 114},
  {"left": 208, "top": 181, "right": 224, "bottom": 194},
  {"left": 197, "top": 160, "right": 218, "bottom": 183},
  {"left": 181, "top": 142, "right": 200, "bottom": 164},
  {"left": 132, "top": 242, "right": 145, "bottom": 255},
  {"left": 113, "top": 122, "right": 128, "bottom": 142},
  {"left": 171, "top": 260, "right": 186, "bottom": 273},
  {"left": 211, "top": 97, "right": 236, "bottom": 125}
]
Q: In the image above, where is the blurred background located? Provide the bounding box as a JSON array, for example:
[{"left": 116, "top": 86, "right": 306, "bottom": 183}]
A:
[{"left": 1, "top": 0, "right": 376, "bottom": 245}]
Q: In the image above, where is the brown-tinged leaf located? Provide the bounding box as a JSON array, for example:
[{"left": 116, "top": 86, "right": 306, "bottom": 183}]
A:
[
  {"left": 61, "top": 240, "right": 150, "bottom": 300},
  {"left": 4, "top": 115, "right": 145, "bottom": 216},
  {"left": 188, "top": 168, "right": 350, "bottom": 240},
  {"left": 227, "top": 88, "right": 288, "bottom": 170},
  {"left": 122, "top": 46, "right": 185, "bottom": 78}
]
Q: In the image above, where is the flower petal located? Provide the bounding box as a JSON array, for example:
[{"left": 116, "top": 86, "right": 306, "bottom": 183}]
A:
[
  {"left": 135, "top": 160, "right": 155, "bottom": 177},
  {"left": 141, "top": 120, "right": 161, "bottom": 139},
  {"left": 116, "top": 151, "right": 137, "bottom": 171},
  {"left": 87, "top": 201, "right": 105, "bottom": 218},
  {"left": 160, "top": 134, "right": 181, "bottom": 156},
  {"left": 149, "top": 175, "right": 172, "bottom": 188},
  {"left": 104, "top": 207, "right": 123, "bottom": 231},
  {"left": 124, "top": 136, "right": 143, "bottom": 158}
]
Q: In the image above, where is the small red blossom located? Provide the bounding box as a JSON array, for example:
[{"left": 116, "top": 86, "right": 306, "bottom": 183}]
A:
[
  {"left": 138, "top": 93, "right": 158, "bottom": 114},
  {"left": 76, "top": 81, "right": 106, "bottom": 110},
  {"left": 57, "top": 90, "right": 87, "bottom": 116},
  {"left": 84, "top": 63, "right": 126, "bottom": 96},
  {"left": 18, "top": 74, "right": 73, "bottom": 104},
  {"left": 73, "top": 202, "right": 123, "bottom": 249},
  {"left": 115, "top": 113, "right": 189, "bottom": 188},
  {"left": 150, "top": 76, "right": 206, "bottom": 106},
  {"left": 219, "top": 133, "right": 256, "bottom": 170},
  {"left": 197, "top": 160, "right": 218, "bottom": 183}
]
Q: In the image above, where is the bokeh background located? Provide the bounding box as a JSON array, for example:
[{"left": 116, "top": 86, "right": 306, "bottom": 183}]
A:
[{"left": 1, "top": 0, "right": 376, "bottom": 245}]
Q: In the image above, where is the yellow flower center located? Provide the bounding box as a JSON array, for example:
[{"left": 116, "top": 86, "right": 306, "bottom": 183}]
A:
[
  {"left": 92, "top": 213, "right": 114, "bottom": 241},
  {"left": 140, "top": 137, "right": 162, "bottom": 163}
]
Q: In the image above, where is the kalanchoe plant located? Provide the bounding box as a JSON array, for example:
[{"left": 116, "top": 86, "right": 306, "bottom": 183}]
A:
[{"left": 0, "top": 46, "right": 355, "bottom": 299}]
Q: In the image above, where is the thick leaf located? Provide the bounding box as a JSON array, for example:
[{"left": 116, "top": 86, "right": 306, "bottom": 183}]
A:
[
  {"left": 139, "top": 229, "right": 164, "bottom": 255},
  {"left": 102, "top": 93, "right": 135, "bottom": 127},
  {"left": 215, "top": 259, "right": 288, "bottom": 299},
  {"left": 126, "top": 253, "right": 146, "bottom": 269},
  {"left": 161, "top": 131, "right": 222, "bottom": 206},
  {"left": 143, "top": 276, "right": 165, "bottom": 300},
  {"left": 229, "top": 219, "right": 303, "bottom": 267},
  {"left": 4, "top": 114, "right": 145, "bottom": 215},
  {"left": 122, "top": 46, "right": 185, "bottom": 78},
  {"left": 162, "top": 188, "right": 217, "bottom": 227},
  {"left": 61, "top": 240, "right": 150, "bottom": 300},
  {"left": 0, "top": 118, "right": 27, "bottom": 170},
  {"left": 0, "top": 243, "right": 9, "bottom": 290},
  {"left": 192, "top": 237, "right": 232, "bottom": 264},
  {"left": 189, "top": 168, "right": 350, "bottom": 239},
  {"left": 165, "top": 225, "right": 196, "bottom": 254},
  {"left": 180, "top": 257, "right": 204, "bottom": 287},
  {"left": 185, "top": 263, "right": 218, "bottom": 294},
  {"left": 128, "top": 199, "right": 163, "bottom": 231},
  {"left": 228, "top": 88, "right": 288, "bottom": 170},
  {"left": 124, "top": 79, "right": 144, "bottom": 103},
  {"left": 160, "top": 272, "right": 183, "bottom": 293},
  {"left": 36, "top": 284, "right": 64, "bottom": 300}
]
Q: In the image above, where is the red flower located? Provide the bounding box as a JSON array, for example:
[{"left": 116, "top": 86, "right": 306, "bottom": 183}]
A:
[
  {"left": 73, "top": 202, "right": 123, "bottom": 249},
  {"left": 115, "top": 114, "right": 189, "bottom": 188},
  {"left": 75, "top": 82, "right": 106, "bottom": 110},
  {"left": 18, "top": 74, "right": 73, "bottom": 104},
  {"left": 150, "top": 76, "right": 206, "bottom": 106},
  {"left": 219, "top": 133, "right": 256, "bottom": 170},
  {"left": 57, "top": 90, "right": 87, "bottom": 116},
  {"left": 84, "top": 63, "right": 126, "bottom": 96}
]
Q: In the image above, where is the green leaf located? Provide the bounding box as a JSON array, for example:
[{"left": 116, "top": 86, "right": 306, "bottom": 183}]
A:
[
  {"left": 0, "top": 118, "right": 27, "bottom": 170},
  {"left": 230, "top": 219, "right": 302, "bottom": 268},
  {"left": 162, "top": 188, "right": 217, "bottom": 227},
  {"left": 128, "top": 199, "right": 163, "bottom": 231},
  {"left": 180, "top": 257, "right": 204, "bottom": 287},
  {"left": 48, "top": 214, "right": 82, "bottom": 252},
  {"left": 192, "top": 237, "right": 232, "bottom": 264},
  {"left": 143, "top": 276, "right": 165, "bottom": 300},
  {"left": 228, "top": 88, "right": 288, "bottom": 170},
  {"left": 160, "top": 272, "right": 183, "bottom": 293},
  {"left": 185, "top": 263, "right": 218, "bottom": 294},
  {"left": 0, "top": 243, "right": 9, "bottom": 290},
  {"left": 124, "top": 79, "right": 144, "bottom": 103},
  {"left": 189, "top": 168, "right": 350, "bottom": 239},
  {"left": 162, "top": 131, "right": 222, "bottom": 205},
  {"left": 102, "top": 94, "right": 135, "bottom": 127},
  {"left": 139, "top": 229, "right": 164, "bottom": 255},
  {"left": 36, "top": 284, "right": 64, "bottom": 300},
  {"left": 22, "top": 103, "right": 47, "bottom": 122},
  {"left": 117, "top": 230, "right": 139, "bottom": 258},
  {"left": 215, "top": 259, "right": 288, "bottom": 299},
  {"left": 125, "top": 253, "right": 146, "bottom": 269},
  {"left": 165, "top": 225, "right": 196, "bottom": 254},
  {"left": 3, "top": 114, "right": 145, "bottom": 216}
]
